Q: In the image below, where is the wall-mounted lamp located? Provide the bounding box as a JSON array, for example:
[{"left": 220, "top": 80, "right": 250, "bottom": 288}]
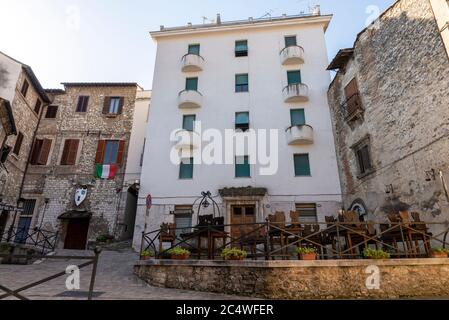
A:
[
  {"left": 425, "top": 169, "right": 436, "bottom": 182},
  {"left": 385, "top": 184, "right": 394, "bottom": 194}
]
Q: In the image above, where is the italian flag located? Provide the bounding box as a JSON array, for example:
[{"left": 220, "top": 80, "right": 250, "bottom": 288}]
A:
[{"left": 96, "top": 164, "right": 117, "bottom": 179}]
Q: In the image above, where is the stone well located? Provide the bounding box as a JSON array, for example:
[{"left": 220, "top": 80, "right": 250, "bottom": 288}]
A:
[{"left": 134, "top": 259, "right": 449, "bottom": 299}]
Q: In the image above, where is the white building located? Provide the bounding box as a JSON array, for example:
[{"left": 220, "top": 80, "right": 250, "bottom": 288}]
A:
[{"left": 133, "top": 12, "right": 342, "bottom": 249}]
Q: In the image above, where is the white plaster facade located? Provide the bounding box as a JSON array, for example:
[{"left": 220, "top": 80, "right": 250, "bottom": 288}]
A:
[{"left": 133, "top": 13, "right": 342, "bottom": 249}]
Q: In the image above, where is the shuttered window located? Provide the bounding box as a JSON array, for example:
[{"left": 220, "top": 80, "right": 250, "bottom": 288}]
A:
[
  {"left": 13, "top": 132, "right": 24, "bottom": 156},
  {"left": 188, "top": 44, "right": 200, "bottom": 55},
  {"left": 294, "top": 154, "right": 311, "bottom": 176},
  {"left": 34, "top": 99, "right": 42, "bottom": 115},
  {"left": 21, "top": 80, "right": 29, "bottom": 97},
  {"left": 235, "top": 112, "right": 249, "bottom": 131},
  {"left": 287, "top": 70, "right": 301, "bottom": 85},
  {"left": 290, "top": 109, "right": 305, "bottom": 126},
  {"left": 295, "top": 203, "right": 317, "bottom": 224},
  {"left": 235, "top": 40, "right": 248, "bottom": 57},
  {"left": 174, "top": 205, "right": 193, "bottom": 239},
  {"left": 179, "top": 158, "right": 193, "bottom": 179},
  {"left": 182, "top": 115, "right": 196, "bottom": 131},
  {"left": 285, "top": 36, "right": 297, "bottom": 47},
  {"left": 235, "top": 74, "right": 249, "bottom": 92},
  {"left": 185, "top": 78, "right": 198, "bottom": 91},
  {"left": 235, "top": 156, "right": 250, "bottom": 178},
  {"left": 76, "top": 96, "right": 89, "bottom": 112},
  {"left": 103, "top": 97, "right": 124, "bottom": 115},
  {"left": 30, "top": 138, "right": 52, "bottom": 165},
  {"left": 95, "top": 140, "right": 125, "bottom": 165},
  {"left": 45, "top": 105, "right": 58, "bottom": 118},
  {"left": 60, "top": 139, "right": 80, "bottom": 165},
  {"left": 344, "top": 78, "right": 363, "bottom": 115},
  {"left": 356, "top": 144, "right": 372, "bottom": 175}
]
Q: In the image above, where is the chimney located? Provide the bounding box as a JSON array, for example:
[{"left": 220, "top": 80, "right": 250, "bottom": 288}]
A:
[
  {"left": 216, "top": 13, "right": 222, "bottom": 24},
  {"left": 160, "top": 25, "right": 164, "bottom": 31},
  {"left": 187, "top": 22, "right": 192, "bottom": 27}
]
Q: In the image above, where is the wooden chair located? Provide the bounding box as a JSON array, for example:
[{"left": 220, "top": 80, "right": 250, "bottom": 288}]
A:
[
  {"left": 289, "top": 211, "right": 301, "bottom": 227},
  {"left": 407, "top": 212, "right": 431, "bottom": 256},
  {"left": 159, "top": 223, "right": 176, "bottom": 255},
  {"left": 267, "top": 212, "right": 288, "bottom": 259},
  {"left": 342, "top": 211, "right": 368, "bottom": 258}
]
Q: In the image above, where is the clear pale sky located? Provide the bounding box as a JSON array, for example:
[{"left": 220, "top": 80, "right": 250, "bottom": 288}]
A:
[{"left": 0, "top": 0, "right": 394, "bottom": 89}]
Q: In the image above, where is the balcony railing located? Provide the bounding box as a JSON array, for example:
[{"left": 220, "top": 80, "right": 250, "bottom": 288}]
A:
[
  {"left": 285, "top": 124, "right": 314, "bottom": 145},
  {"left": 283, "top": 83, "right": 309, "bottom": 103},
  {"left": 280, "top": 45, "right": 305, "bottom": 65},
  {"left": 341, "top": 92, "right": 364, "bottom": 121},
  {"left": 178, "top": 90, "right": 203, "bottom": 109},
  {"left": 181, "top": 53, "right": 205, "bottom": 72},
  {"left": 173, "top": 129, "right": 200, "bottom": 150}
]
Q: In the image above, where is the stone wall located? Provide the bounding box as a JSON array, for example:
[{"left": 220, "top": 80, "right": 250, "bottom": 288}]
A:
[
  {"left": 327, "top": 0, "right": 449, "bottom": 227},
  {"left": 135, "top": 259, "right": 449, "bottom": 299},
  {"left": 22, "top": 84, "right": 139, "bottom": 246}
]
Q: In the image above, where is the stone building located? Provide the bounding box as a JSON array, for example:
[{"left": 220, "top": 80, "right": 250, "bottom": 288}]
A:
[
  {"left": 0, "top": 51, "right": 51, "bottom": 239},
  {"left": 326, "top": 0, "right": 449, "bottom": 230},
  {"left": 22, "top": 82, "right": 144, "bottom": 249}
]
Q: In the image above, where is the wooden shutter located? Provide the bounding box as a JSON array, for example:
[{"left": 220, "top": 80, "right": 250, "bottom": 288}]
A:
[
  {"left": 117, "top": 97, "right": 124, "bottom": 114},
  {"left": 344, "top": 78, "right": 362, "bottom": 114},
  {"left": 61, "top": 140, "right": 70, "bottom": 165},
  {"left": 30, "top": 139, "right": 42, "bottom": 164},
  {"left": 116, "top": 140, "right": 125, "bottom": 166},
  {"left": 37, "top": 139, "right": 52, "bottom": 165},
  {"left": 95, "top": 140, "right": 106, "bottom": 164},
  {"left": 103, "top": 97, "right": 111, "bottom": 114},
  {"left": 67, "top": 139, "right": 79, "bottom": 165},
  {"left": 13, "top": 132, "right": 24, "bottom": 155},
  {"left": 344, "top": 78, "right": 358, "bottom": 99}
]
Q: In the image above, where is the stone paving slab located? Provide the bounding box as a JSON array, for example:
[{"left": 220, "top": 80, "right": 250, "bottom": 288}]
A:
[{"left": 0, "top": 248, "right": 253, "bottom": 300}]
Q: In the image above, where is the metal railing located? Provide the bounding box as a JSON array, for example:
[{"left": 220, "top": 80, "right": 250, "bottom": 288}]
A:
[
  {"left": 140, "top": 220, "right": 449, "bottom": 261},
  {"left": 0, "top": 226, "right": 58, "bottom": 254}
]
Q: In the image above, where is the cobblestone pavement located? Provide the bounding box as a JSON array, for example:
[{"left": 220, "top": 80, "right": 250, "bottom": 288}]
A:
[{"left": 0, "top": 247, "right": 252, "bottom": 300}]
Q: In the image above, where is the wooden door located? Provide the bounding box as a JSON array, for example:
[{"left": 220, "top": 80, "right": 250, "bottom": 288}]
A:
[
  {"left": 230, "top": 205, "right": 256, "bottom": 240},
  {"left": 64, "top": 219, "right": 90, "bottom": 250}
]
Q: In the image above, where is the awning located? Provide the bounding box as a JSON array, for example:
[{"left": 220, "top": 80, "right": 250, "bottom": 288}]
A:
[
  {"left": 58, "top": 210, "right": 92, "bottom": 220},
  {"left": 219, "top": 186, "right": 268, "bottom": 197}
]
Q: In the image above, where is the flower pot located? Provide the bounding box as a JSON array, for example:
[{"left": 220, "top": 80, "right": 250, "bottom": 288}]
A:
[
  {"left": 141, "top": 255, "right": 152, "bottom": 261},
  {"left": 225, "top": 256, "right": 244, "bottom": 261},
  {"left": 430, "top": 252, "right": 448, "bottom": 258},
  {"left": 299, "top": 253, "right": 316, "bottom": 261},
  {"left": 171, "top": 254, "right": 190, "bottom": 260}
]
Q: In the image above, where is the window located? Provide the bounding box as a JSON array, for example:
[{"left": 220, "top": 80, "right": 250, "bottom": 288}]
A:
[
  {"left": 235, "top": 156, "right": 250, "bottom": 178},
  {"left": 95, "top": 140, "right": 125, "bottom": 165},
  {"left": 295, "top": 203, "right": 317, "bottom": 224},
  {"left": 103, "top": 97, "right": 123, "bottom": 115},
  {"left": 45, "top": 105, "right": 58, "bottom": 118},
  {"left": 235, "top": 40, "right": 248, "bottom": 57},
  {"left": 12, "top": 132, "right": 24, "bottom": 156},
  {"left": 235, "top": 74, "right": 249, "bottom": 92},
  {"left": 353, "top": 141, "right": 373, "bottom": 176},
  {"left": 182, "top": 115, "right": 196, "bottom": 131},
  {"left": 60, "top": 139, "right": 80, "bottom": 165},
  {"left": 185, "top": 77, "right": 198, "bottom": 91},
  {"left": 34, "top": 99, "right": 42, "bottom": 115},
  {"left": 285, "top": 36, "right": 297, "bottom": 47},
  {"left": 290, "top": 109, "right": 305, "bottom": 126},
  {"left": 76, "top": 96, "right": 89, "bottom": 112},
  {"left": 287, "top": 70, "right": 301, "bottom": 85},
  {"left": 21, "top": 80, "right": 29, "bottom": 97},
  {"left": 179, "top": 158, "right": 193, "bottom": 179},
  {"left": 344, "top": 78, "right": 363, "bottom": 116},
  {"left": 174, "top": 205, "right": 193, "bottom": 239},
  {"left": 294, "top": 154, "right": 310, "bottom": 176},
  {"left": 30, "top": 138, "right": 52, "bottom": 165},
  {"left": 235, "top": 112, "right": 249, "bottom": 131},
  {"left": 188, "top": 44, "right": 200, "bottom": 55}
]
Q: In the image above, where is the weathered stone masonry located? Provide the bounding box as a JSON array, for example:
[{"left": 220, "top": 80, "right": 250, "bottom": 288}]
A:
[{"left": 327, "top": 0, "right": 449, "bottom": 234}]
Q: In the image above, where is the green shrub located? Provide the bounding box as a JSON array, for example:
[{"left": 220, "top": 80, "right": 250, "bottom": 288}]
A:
[
  {"left": 363, "top": 248, "right": 391, "bottom": 259},
  {"left": 166, "top": 247, "right": 190, "bottom": 256},
  {"left": 295, "top": 247, "right": 316, "bottom": 255},
  {"left": 431, "top": 248, "right": 449, "bottom": 254},
  {"left": 140, "top": 250, "right": 154, "bottom": 257},
  {"left": 221, "top": 248, "right": 247, "bottom": 260},
  {"left": 96, "top": 234, "right": 114, "bottom": 243}
]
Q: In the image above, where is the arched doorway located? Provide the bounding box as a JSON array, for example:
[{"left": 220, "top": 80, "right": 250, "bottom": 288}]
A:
[{"left": 349, "top": 199, "right": 368, "bottom": 221}]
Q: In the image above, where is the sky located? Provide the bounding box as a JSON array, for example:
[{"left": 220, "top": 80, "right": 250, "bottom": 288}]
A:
[{"left": 0, "top": 0, "right": 394, "bottom": 90}]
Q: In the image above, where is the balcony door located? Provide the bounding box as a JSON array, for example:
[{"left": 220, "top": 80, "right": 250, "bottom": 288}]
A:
[{"left": 230, "top": 205, "right": 256, "bottom": 240}]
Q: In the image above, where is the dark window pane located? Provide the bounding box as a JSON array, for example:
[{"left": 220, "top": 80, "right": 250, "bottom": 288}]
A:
[
  {"left": 235, "top": 156, "right": 250, "bottom": 177},
  {"left": 21, "top": 80, "right": 29, "bottom": 97},
  {"left": 294, "top": 154, "right": 310, "bottom": 176},
  {"left": 188, "top": 44, "right": 200, "bottom": 55},
  {"left": 290, "top": 109, "right": 305, "bottom": 126},
  {"left": 235, "top": 112, "right": 249, "bottom": 131},
  {"left": 179, "top": 158, "right": 193, "bottom": 179},
  {"left": 185, "top": 78, "right": 198, "bottom": 91},
  {"left": 233, "top": 207, "right": 242, "bottom": 215},
  {"left": 235, "top": 40, "right": 248, "bottom": 57},
  {"left": 235, "top": 74, "right": 249, "bottom": 92},
  {"left": 183, "top": 115, "right": 196, "bottom": 131},
  {"left": 13, "top": 132, "right": 24, "bottom": 155},
  {"left": 285, "top": 36, "right": 297, "bottom": 47},
  {"left": 109, "top": 98, "right": 121, "bottom": 114},
  {"left": 76, "top": 96, "right": 89, "bottom": 112},
  {"left": 245, "top": 206, "right": 255, "bottom": 215},
  {"left": 287, "top": 70, "right": 301, "bottom": 85},
  {"left": 45, "top": 105, "right": 58, "bottom": 118},
  {"left": 34, "top": 99, "right": 42, "bottom": 114}
]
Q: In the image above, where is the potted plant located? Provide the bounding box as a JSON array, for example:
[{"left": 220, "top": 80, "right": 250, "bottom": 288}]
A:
[
  {"left": 140, "top": 250, "right": 154, "bottom": 260},
  {"left": 430, "top": 248, "right": 449, "bottom": 258},
  {"left": 363, "top": 248, "right": 391, "bottom": 259},
  {"left": 96, "top": 233, "right": 114, "bottom": 244},
  {"left": 221, "top": 247, "right": 247, "bottom": 261},
  {"left": 166, "top": 247, "right": 191, "bottom": 260},
  {"left": 295, "top": 247, "right": 317, "bottom": 260}
]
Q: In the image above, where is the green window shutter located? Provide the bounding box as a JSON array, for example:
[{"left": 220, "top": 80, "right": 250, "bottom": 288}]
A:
[
  {"left": 294, "top": 154, "right": 310, "bottom": 176},
  {"left": 285, "top": 36, "right": 297, "bottom": 47},
  {"left": 235, "top": 40, "right": 248, "bottom": 56},
  {"left": 235, "top": 112, "right": 249, "bottom": 125},
  {"left": 290, "top": 109, "right": 305, "bottom": 126},
  {"left": 235, "top": 156, "right": 250, "bottom": 177},
  {"left": 183, "top": 115, "right": 196, "bottom": 131},
  {"left": 235, "top": 74, "right": 249, "bottom": 92},
  {"left": 185, "top": 78, "right": 198, "bottom": 91},
  {"left": 188, "top": 44, "right": 200, "bottom": 55},
  {"left": 287, "top": 70, "right": 301, "bottom": 85},
  {"left": 179, "top": 158, "right": 194, "bottom": 179}
]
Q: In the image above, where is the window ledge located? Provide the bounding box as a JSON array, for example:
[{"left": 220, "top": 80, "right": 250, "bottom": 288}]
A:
[
  {"left": 357, "top": 168, "right": 375, "bottom": 180},
  {"left": 105, "top": 114, "right": 118, "bottom": 118}
]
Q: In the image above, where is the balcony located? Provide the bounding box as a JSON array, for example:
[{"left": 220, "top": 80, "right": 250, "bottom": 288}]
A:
[
  {"left": 178, "top": 90, "right": 202, "bottom": 109},
  {"left": 283, "top": 83, "right": 309, "bottom": 103},
  {"left": 181, "top": 54, "right": 204, "bottom": 72},
  {"left": 285, "top": 124, "right": 314, "bottom": 145},
  {"left": 174, "top": 129, "right": 200, "bottom": 150},
  {"left": 341, "top": 93, "right": 364, "bottom": 122},
  {"left": 280, "top": 45, "right": 305, "bottom": 65}
]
